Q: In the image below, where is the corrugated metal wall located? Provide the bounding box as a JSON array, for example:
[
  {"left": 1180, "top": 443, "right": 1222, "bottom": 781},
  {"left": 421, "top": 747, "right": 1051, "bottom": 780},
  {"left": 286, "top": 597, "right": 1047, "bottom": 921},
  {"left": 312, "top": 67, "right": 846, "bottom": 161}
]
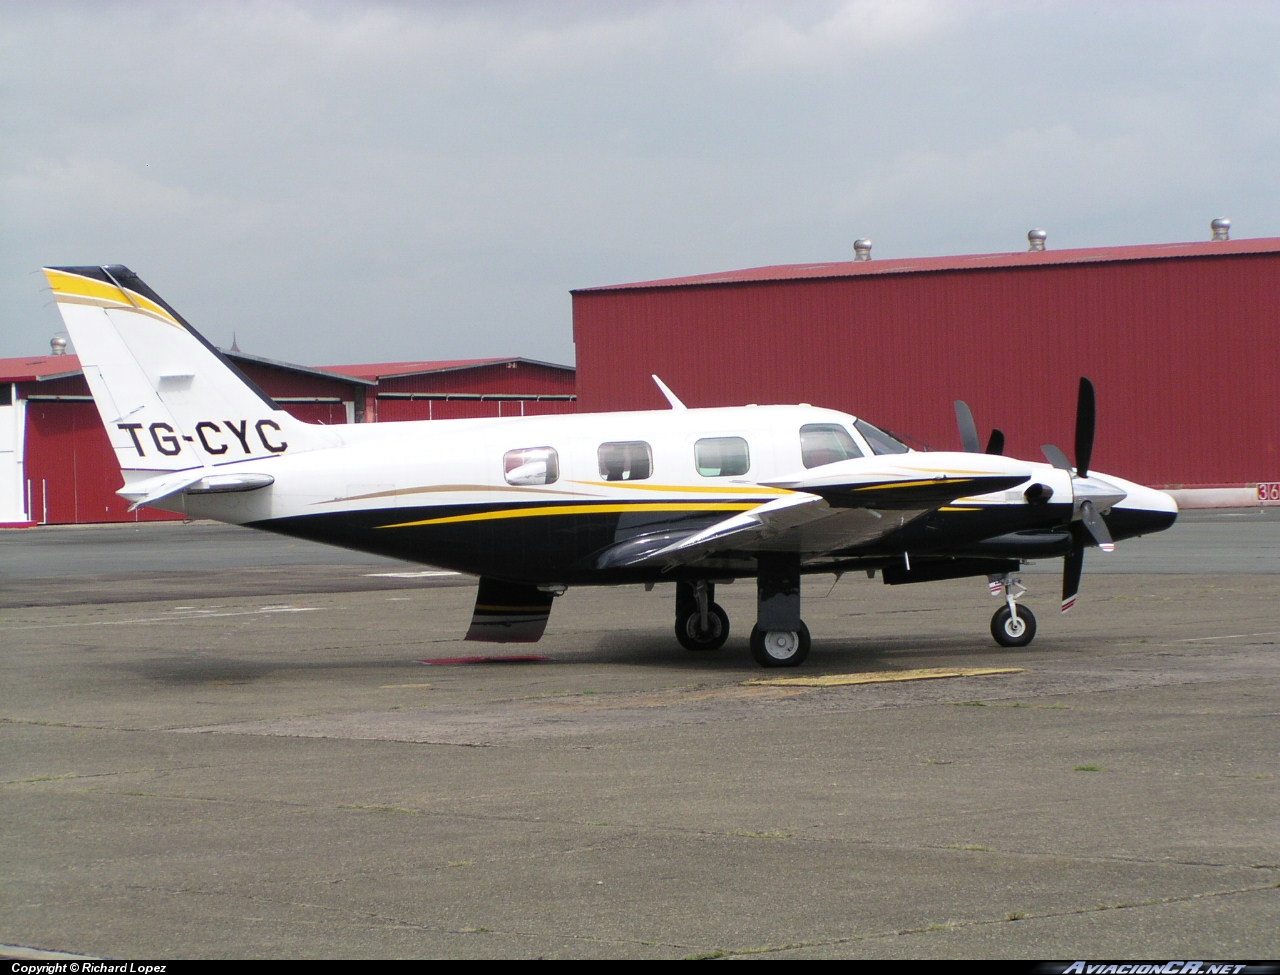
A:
[
  {"left": 372, "top": 362, "right": 577, "bottom": 422},
  {"left": 23, "top": 399, "right": 181, "bottom": 523},
  {"left": 572, "top": 252, "right": 1280, "bottom": 487}
]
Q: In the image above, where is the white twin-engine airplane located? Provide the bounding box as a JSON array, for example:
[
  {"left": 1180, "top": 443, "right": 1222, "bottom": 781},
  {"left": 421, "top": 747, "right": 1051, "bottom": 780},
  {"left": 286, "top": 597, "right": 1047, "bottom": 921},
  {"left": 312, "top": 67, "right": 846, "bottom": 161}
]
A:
[{"left": 44, "top": 265, "right": 1178, "bottom": 667}]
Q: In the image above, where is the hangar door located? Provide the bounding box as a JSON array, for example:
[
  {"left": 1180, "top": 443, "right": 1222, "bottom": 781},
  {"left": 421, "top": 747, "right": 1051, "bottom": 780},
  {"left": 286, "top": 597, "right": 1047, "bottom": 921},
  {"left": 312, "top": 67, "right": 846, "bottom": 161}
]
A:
[{"left": 23, "top": 399, "right": 181, "bottom": 524}]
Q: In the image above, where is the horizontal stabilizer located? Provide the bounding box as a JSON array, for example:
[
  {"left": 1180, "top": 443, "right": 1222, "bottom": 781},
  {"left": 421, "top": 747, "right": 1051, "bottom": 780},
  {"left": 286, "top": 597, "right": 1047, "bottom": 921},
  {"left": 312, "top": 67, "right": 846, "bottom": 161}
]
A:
[
  {"left": 466, "top": 577, "right": 555, "bottom": 643},
  {"left": 122, "top": 469, "right": 275, "bottom": 510}
]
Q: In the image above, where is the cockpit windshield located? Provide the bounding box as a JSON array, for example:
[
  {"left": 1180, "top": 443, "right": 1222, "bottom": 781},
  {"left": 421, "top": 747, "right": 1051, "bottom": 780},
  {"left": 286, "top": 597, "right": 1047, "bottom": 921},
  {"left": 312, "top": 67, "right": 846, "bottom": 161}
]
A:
[{"left": 854, "top": 418, "right": 911, "bottom": 455}]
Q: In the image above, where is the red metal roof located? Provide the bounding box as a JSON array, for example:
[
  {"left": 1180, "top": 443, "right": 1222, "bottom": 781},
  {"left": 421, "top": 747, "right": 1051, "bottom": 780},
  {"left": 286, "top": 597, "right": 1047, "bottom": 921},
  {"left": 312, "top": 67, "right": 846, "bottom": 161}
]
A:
[
  {"left": 324, "top": 357, "right": 574, "bottom": 380},
  {"left": 0, "top": 352, "right": 371, "bottom": 386},
  {"left": 1, "top": 354, "right": 574, "bottom": 385},
  {"left": 0, "top": 354, "right": 83, "bottom": 383},
  {"left": 576, "top": 237, "right": 1280, "bottom": 292}
]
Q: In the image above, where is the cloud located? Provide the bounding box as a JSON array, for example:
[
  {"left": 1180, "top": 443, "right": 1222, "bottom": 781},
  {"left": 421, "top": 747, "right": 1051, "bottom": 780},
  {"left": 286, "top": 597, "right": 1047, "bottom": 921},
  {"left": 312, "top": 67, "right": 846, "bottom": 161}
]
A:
[
  {"left": 719, "top": 0, "right": 959, "bottom": 74},
  {"left": 3, "top": 1, "right": 1280, "bottom": 365}
]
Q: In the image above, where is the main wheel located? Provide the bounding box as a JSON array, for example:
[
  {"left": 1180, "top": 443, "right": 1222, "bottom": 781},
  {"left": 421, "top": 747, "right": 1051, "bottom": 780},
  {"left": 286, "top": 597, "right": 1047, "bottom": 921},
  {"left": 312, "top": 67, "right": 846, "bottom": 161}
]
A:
[
  {"left": 991, "top": 604, "right": 1037, "bottom": 648},
  {"left": 675, "top": 602, "right": 730, "bottom": 651},
  {"left": 749, "top": 622, "right": 811, "bottom": 667}
]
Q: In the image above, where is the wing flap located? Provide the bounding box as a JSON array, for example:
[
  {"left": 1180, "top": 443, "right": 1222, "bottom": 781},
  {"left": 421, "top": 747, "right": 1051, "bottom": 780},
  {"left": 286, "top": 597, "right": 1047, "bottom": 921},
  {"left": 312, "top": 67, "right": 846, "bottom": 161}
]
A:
[{"left": 465, "top": 577, "right": 555, "bottom": 643}]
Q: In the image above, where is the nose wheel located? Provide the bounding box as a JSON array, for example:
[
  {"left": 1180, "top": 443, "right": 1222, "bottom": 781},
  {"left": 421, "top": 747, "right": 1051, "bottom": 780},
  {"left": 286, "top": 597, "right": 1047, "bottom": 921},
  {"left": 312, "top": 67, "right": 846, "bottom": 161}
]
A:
[
  {"left": 988, "top": 572, "right": 1037, "bottom": 647},
  {"left": 991, "top": 604, "right": 1037, "bottom": 647}
]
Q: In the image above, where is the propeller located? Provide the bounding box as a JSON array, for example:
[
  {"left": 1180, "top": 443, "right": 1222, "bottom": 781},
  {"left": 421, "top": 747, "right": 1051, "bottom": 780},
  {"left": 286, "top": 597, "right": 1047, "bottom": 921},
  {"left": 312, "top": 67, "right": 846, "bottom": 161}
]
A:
[
  {"left": 955, "top": 400, "right": 980, "bottom": 453},
  {"left": 954, "top": 399, "right": 1005, "bottom": 455},
  {"left": 1074, "top": 375, "right": 1095, "bottom": 479},
  {"left": 1041, "top": 378, "right": 1123, "bottom": 612}
]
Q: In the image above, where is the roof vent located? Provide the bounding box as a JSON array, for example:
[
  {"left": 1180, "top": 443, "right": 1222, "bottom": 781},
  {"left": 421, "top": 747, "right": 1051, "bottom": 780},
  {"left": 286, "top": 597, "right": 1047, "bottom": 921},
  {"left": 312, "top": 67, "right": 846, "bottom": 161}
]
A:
[
  {"left": 1210, "top": 217, "right": 1231, "bottom": 241},
  {"left": 1027, "top": 228, "right": 1047, "bottom": 252},
  {"left": 853, "top": 238, "right": 872, "bottom": 261},
  {"left": 50, "top": 335, "right": 68, "bottom": 356}
]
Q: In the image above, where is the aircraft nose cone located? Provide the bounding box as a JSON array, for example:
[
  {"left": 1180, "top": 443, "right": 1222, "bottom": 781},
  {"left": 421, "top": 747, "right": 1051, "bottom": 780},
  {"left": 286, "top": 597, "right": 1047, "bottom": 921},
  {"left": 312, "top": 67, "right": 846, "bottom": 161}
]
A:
[{"left": 1103, "top": 485, "right": 1178, "bottom": 541}]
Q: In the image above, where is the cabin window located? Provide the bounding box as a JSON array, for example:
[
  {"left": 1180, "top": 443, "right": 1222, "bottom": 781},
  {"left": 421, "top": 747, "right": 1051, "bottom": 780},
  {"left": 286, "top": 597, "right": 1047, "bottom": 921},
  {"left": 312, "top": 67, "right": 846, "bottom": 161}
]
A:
[
  {"left": 598, "top": 441, "right": 652, "bottom": 481},
  {"left": 853, "top": 418, "right": 910, "bottom": 456},
  {"left": 695, "top": 437, "right": 750, "bottom": 477},
  {"left": 800, "top": 423, "right": 863, "bottom": 468},
  {"left": 504, "top": 446, "right": 560, "bottom": 486}
]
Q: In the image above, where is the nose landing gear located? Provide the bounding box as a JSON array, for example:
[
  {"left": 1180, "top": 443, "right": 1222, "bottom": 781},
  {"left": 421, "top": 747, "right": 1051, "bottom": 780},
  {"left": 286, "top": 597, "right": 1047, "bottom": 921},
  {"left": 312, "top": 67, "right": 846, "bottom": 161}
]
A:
[{"left": 988, "top": 573, "right": 1037, "bottom": 647}]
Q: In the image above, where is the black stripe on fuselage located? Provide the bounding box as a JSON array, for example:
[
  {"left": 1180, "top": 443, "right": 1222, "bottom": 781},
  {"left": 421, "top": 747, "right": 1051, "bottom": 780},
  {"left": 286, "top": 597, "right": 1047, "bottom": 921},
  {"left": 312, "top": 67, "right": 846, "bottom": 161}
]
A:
[{"left": 247, "top": 500, "right": 744, "bottom": 583}]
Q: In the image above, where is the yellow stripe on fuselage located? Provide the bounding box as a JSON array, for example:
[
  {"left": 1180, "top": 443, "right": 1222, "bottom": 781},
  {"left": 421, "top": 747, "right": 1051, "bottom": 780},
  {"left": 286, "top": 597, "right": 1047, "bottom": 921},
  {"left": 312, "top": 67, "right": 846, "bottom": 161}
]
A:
[
  {"left": 570, "top": 480, "right": 794, "bottom": 496},
  {"left": 43, "top": 269, "right": 181, "bottom": 328},
  {"left": 378, "top": 501, "right": 761, "bottom": 529},
  {"left": 851, "top": 478, "right": 985, "bottom": 492}
]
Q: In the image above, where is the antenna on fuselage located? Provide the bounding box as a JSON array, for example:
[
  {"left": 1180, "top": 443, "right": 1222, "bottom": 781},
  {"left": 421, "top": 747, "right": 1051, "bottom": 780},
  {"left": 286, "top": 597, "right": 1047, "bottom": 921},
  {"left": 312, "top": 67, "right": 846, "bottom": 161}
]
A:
[{"left": 651, "top": 375, "right": 687, "bottom": 410}]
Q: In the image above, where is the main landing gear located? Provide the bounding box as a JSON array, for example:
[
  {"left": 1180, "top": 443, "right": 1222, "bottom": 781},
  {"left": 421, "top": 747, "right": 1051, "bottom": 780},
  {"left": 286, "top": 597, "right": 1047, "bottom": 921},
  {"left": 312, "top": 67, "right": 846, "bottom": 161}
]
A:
[
  {"left": 674, "top": 580, "right": 730, "bottom": 652},
  {"left": 675, "top": 555, "right": 811, "bottom": 668},
  {"left": 989, "top": 572, "right": 1038, "bottom": 648},
  {"left": 749, "top": 621, "right": 811, "bottom": 667}
]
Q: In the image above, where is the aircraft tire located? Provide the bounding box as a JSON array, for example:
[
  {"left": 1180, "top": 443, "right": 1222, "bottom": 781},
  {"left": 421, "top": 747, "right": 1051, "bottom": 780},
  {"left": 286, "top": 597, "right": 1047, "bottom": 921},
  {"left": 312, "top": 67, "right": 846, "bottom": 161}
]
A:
[
  {"left": 991, "top": 604, "right": 1037, "bottom": 648},
  {"left": 749, "top": 622, "right": 810, "bottom": 667},
  {"left": 675, "top": 602, "right": 730, "bottom": 652}
]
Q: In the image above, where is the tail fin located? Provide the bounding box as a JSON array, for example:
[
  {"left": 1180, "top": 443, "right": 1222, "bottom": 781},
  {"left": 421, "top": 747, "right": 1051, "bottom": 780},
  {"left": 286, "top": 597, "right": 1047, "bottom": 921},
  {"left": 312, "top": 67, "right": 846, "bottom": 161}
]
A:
[{"left": 43, "top": 266, "right": 335, "bottom": 483}]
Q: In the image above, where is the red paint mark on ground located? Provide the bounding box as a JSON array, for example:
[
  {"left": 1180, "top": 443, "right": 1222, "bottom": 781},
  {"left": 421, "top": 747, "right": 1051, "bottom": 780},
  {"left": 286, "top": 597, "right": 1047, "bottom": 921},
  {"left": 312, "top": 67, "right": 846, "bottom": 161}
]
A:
[{"left": 419, "top": 655, "right": 550, "bottom": 665}]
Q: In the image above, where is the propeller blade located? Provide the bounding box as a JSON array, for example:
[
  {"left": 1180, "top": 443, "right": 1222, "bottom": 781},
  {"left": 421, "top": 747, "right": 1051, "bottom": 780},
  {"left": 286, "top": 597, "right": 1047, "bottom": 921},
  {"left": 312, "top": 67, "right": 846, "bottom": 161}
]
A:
[
  {"left": 1061, "top": 544, "right": 1084, "bottom": 613},
  {"left": 985, "top": 428, "right": 1005, "bottom": 455},
  {"left": 1078, "top": 499, "right": 1115, "bottom": 552},
  {"left": 955, "top": 400, "right": 981, "bottom": 453},
  {"left": 1075, "top": 377, "right": 1096, "bottom": 479},
  {"left": 1041, "top": 443, "right": 1072, "bottom": 470}
]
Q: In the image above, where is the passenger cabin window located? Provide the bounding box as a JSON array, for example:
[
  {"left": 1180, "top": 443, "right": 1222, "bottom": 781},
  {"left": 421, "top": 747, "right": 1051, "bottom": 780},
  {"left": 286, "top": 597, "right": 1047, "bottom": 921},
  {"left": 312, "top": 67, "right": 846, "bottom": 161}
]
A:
[
  {"left": 695, "top": 437, "right": 750, "bottom": 477},
  {"left": 598, "top": 441, "right": 652, "bottom": 481},
  {"left": 504, "top": 446, "right": 559, "bottom": 486},
  {"left": 800, "top": 423, "right": 863, "bottom": 468},
  {"left": 853, "top": 418, "right": 910, "bottom": 456}
]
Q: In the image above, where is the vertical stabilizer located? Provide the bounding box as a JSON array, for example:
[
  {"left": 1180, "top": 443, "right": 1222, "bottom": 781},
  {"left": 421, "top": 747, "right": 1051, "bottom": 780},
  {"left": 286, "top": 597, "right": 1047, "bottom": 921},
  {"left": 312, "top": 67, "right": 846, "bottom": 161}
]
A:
[{"left": 43, "top": 265, "right": 334, "bottom": 476}]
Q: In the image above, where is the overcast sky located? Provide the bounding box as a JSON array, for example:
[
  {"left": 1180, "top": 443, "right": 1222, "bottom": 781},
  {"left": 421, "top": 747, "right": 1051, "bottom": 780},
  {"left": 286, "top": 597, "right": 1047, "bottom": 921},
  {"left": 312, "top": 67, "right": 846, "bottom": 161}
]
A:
[{"left": 3, "top": 1, "right": 1278, "bottom": 368}]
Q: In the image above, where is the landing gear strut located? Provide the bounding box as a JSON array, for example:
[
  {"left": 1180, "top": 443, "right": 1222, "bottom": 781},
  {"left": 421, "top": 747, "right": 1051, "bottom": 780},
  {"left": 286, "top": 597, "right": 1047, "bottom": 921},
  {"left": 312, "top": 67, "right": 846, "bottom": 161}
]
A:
[
  {"left": 989, "top": 573, "right": 1037, "bottom": 648},
  {"left": 674, "top": 580, "right": 729, "bottom": 652},
  {"left": 750, "top": 553, "right": 810, "bottom": 667}
]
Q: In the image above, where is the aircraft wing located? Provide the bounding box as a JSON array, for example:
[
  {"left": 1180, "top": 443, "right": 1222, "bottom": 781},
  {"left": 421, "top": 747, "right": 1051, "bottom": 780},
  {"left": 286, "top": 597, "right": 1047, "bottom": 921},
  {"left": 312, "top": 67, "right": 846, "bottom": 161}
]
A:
[{"left": 600, "top": 457, "right": 1031, "bottom": 570}]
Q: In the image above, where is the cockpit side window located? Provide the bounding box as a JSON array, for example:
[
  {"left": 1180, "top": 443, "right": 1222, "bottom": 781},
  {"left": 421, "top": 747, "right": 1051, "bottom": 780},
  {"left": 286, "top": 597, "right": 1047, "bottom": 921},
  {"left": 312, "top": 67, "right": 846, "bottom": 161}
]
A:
[
  {"left": 853, "top": 419, "right": 911, "bottom": 455},
  {"left": 695, "top": 437, "right": 750, "bottom": 477},
  {"left": 800, "top": 423, "right": 863, "bottom": 468},
  {"left": 504, "top": 446, "right": 560, "bottom": 485},
  {"left": 598, "top": 441, "right": 653, "bottom": 481}
]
